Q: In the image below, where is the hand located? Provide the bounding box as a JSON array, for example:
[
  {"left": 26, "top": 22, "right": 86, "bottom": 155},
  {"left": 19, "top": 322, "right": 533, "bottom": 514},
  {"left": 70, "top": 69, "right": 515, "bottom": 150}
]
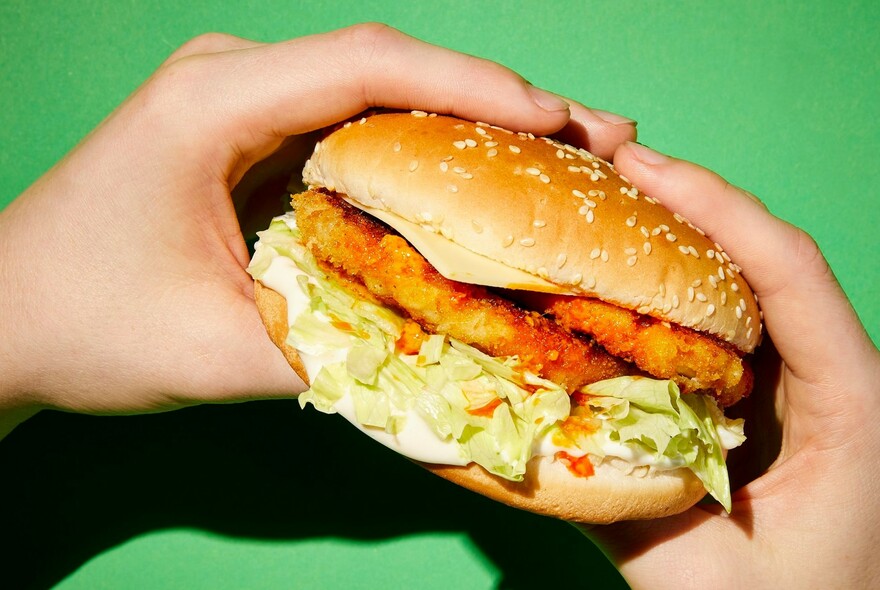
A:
[
  {"left": 580, "top": 142, "right": 880, "bottom": 588},
  {"left": 0, "top": 24, "right": 637, "bottom": 437}
]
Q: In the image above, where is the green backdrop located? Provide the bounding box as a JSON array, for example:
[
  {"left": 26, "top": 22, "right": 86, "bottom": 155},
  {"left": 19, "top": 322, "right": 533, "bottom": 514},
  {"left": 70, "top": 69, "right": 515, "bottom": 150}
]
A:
[{"left": 1, "top": 1, "right": 877, "bottom": 588}]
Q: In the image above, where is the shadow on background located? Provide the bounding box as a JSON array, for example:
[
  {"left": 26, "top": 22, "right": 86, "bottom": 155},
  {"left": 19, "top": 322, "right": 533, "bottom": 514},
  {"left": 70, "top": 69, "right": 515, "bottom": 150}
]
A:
[{"left": 0, "top": 401, "right": 627, "bottom": 589}]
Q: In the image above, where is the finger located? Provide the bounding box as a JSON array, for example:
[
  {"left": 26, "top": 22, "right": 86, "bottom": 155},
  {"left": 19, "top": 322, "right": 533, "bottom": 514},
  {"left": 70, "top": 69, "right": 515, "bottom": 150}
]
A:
[
  {"left": 149, "top": 23, "right": 574, "bottom": 160},
  {"left": 160, "top": 32, "right": 265, "bottom": 66},
  {"left": 611, "top": 141, "right": 879, "bottom": 388},
  {"left": 553, "top": 98, "right": 638, "bottom": 161}
]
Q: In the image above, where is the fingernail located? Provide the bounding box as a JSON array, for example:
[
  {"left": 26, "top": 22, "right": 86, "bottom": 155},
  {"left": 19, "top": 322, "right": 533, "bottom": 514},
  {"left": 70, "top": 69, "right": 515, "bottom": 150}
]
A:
[
  {"left": 528, "top": 86, "right": 570, "bottom": 113},
  {"left": 592, "top": 109, "right": 637, "bottom": 126},
  {"left": 626, "top": 141, "right": 669, "bottom": 165}
]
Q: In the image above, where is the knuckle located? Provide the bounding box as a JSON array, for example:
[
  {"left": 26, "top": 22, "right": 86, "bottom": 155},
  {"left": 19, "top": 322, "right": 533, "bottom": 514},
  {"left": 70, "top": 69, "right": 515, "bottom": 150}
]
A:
[{"left": 336, "top": 22, "right": 400, "bottom": 70}]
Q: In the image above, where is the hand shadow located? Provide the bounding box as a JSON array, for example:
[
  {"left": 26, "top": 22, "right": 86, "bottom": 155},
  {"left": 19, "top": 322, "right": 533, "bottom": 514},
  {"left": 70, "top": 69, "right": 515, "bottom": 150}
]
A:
[{"left": 0, "top": 402, "right": 627, "bottom": 589}]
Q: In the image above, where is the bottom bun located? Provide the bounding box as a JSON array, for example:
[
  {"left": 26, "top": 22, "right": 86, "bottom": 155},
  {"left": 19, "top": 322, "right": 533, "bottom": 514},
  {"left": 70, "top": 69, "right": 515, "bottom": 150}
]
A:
[
  {"left": 255, "top": 281, "right": 708, "bottom": 523},
  {"left": 426, "top": 457, "right": 707, "bottom": 524},
  {"left": 254, "top": 281, "right": 309, "bottom": 385}
]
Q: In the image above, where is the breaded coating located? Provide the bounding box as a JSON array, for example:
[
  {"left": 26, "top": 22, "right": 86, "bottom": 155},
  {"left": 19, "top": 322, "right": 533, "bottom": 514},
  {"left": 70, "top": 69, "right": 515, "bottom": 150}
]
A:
[
  {"left": 294, "top": 189, "right": 632, "bottom": 391},
  {"left": 535, "top": 295, "right": 752, "bottom": 407}
]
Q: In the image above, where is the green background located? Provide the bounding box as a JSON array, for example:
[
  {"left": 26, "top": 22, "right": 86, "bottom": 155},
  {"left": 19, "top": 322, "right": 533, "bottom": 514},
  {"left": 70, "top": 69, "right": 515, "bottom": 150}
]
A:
[{"left": 1, "top": 1, "right": 877, "bottom": 588}]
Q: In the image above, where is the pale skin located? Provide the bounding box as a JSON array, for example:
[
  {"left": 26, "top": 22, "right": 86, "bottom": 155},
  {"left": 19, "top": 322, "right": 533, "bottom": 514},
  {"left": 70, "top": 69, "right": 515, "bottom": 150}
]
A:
[{"left": 1, "top": 23, "right": 878, "bottom": 589}]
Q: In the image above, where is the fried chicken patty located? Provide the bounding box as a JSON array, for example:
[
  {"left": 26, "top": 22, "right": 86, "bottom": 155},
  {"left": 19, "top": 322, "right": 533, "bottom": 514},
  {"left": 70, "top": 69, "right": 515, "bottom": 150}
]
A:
[
  {"left": 293, "top": 189, "right": 751, "bottom": 406},
  {"left": 294, "top": 189, "right": 632, "bottom": 390},
  {"left": 530, "top": 295, "right": 751, "bottom": 407}
]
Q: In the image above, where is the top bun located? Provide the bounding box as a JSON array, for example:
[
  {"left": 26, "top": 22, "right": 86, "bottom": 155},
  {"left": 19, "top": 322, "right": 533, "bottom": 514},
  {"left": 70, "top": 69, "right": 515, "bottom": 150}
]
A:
[{"left": 302, "top": 112, "right": 761, "bottom": 353}]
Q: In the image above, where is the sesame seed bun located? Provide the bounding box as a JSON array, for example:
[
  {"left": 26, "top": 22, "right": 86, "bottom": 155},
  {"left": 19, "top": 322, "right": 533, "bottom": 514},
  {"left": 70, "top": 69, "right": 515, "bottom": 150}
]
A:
[{"left": 302, "top": 112, "right": 761, "bottom": 353}]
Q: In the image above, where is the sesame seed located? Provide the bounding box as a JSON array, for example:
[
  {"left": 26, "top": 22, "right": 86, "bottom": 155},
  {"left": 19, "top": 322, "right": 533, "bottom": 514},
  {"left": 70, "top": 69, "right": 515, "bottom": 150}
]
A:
[
  {"left": 461, "top": 173, "right": 474, "bottom": 180},
  {"left": 586, "top": 210, "right": 595, "bottom": 223},
  {"left": 692, "top": 279, "right": 702, "bottom": 287},
  {"left": 659, "top": 283, "right": 667, "bottom": 296},
  {"left": 672, "top": 294, "right": 680, "bottom": 308},
  {"left": 502, "top": 235, "right": 514, "bottom": 247},
  {"left": 739, "top": 298, "right": 747, "bottom": 311},
  {"left": 393, "top": 142, "right": 402, "bottom": 152},
  {"left": 706, "top": 304, "right": 716, "bottom": 317},
  {"left": 557, "top": 149, "right": 565, "bottom": 159},
  {"left": 601, "top": 249, "right": 609, "bottom": 262},
  {"left": 643, "top": 242, "right": 652, "bottom": 255},
  {"left": 747, "top": 326, "right": 754, "bottom": 340},
  {"left": 590, "top": 248, "right": 601, "bottom": 259},
  {"left": 585, "top": 276, "right": 597, "bottom": 289},
  {"left": 746, "top": 315, "right": 752, "bottom": 326},
  {"left": 475, "top": 127, "right": 487, "bottom": 136},
  {"left": 487, "top": 149, "right": 498, "bottom": 158},
  {"left": 568, "top": 165, "right": 582, "bottom": 173},
  {"left": 572, "top": 189, "right": 586, "bottom": 199},
  {"left": 453, "top": 141, "right": 467, "bottom": 150},
  {"left": 442, "top": 155, "right": 454, "bottom": 161},
  {"left": 718, "top": 267, "right": 726, "bottom": 281},
  {"left": 735, "top": 306, "right": 743, "bottom": 319},
  {"left": 539, "top": 174, "right": 550, "bottom": 184},
  {"left": 411, "top": 110, "right": 428, "bottom": 117},
  {"left": 359, "top": 117, "right": 367, "bottom": 124},
  {"left": 625, "top": 247, "right": 637, "bottom": 255},
  {"left": 666, "top": 233, "right": 677, "bottom": 242},
  {"left": 465, "top": 138, "right": 478, "bottom": 148},
  {"left": 707, "top": 249, "right": 715, "bottom": 259},
  {"left": 721, "top": 291, "right": 728, "bottom": 305},
  {"left": 439, "top": 162, "right": 449, "bottom": 172},
  {"left": 651, "top": 227, "right": 662, "bottom": 237},
  {"left": 556, "top": 253, "right": 567, "bottom": 268},
  {"left": 625, "top": 215, "right": 637, "bottom": 227},
  {"left": 678, "top": 245, "right": 691, "bottom": 255},
  {"left": 570, "top": 273, "right": 583, "bottom": 285},
  {"left": 453, "top": 166, "right": 466, "bottom": 174},
  {"left": 485, "top": 141, "right": 498, "bottom": 147},
  {"left": 584, "top": 199, "right": 597, "bottom": 208},
  {"left": 420, "top": 211, "right": 433, "bottom": 222},
  {"left": 688, "top": 287, "right": 695, "bottom": 302},
  {"left": 534, "top": 220, "right": 547, "bottom": 228},
  {"left": 472, "top": 220, "right": 483, "bottom": 233},
  {"left": 537, "top": 266, "right": 549, "bottom": 278},
  {"left": 408, "top": 160, "right": 419, "bottom": 172},
  {"left": 731, "top": 282, "right": 740, "bottom": 292},
  {"left": 640, "top": 226, "right": 650, "bottom": 238},
  {"left": 440, "top": 226, "right": 453, "bottom": 239},
  {"left": 526, "top": 167, "right": 541, "bottom": 176},
  {"left": 696, "top": 293, "right": 708, "bottom": 302},
  {"left": 520, "top": 237, "right": 536, "bottom": 247},
  {"left": 627, "top": 256, "right": 638, "bottom": 267},
  {"left": 688, "top": 245, "right": 699, "bottom": 258},
  {"left": 447, "top": 184, "right": 459, "bottom": 193},
  {"left": 509, "top": 145, "right": 521, "bottom": 154},
  {"left": 709, "top": 275, "right": 718, "bottom": 288}
]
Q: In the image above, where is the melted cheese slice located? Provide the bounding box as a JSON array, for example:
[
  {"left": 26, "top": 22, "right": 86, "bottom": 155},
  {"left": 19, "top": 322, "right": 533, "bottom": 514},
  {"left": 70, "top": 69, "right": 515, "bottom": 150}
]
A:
[{"left": 344, "top": 199, "right": 574, "bottom": 294}]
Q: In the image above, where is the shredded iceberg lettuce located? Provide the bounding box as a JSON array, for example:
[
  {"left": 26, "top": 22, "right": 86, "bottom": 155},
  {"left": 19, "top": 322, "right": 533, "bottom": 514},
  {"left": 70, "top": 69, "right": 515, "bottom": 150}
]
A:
[{"left": 248, "top": 214, "right": 745, "bottom": 509}]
